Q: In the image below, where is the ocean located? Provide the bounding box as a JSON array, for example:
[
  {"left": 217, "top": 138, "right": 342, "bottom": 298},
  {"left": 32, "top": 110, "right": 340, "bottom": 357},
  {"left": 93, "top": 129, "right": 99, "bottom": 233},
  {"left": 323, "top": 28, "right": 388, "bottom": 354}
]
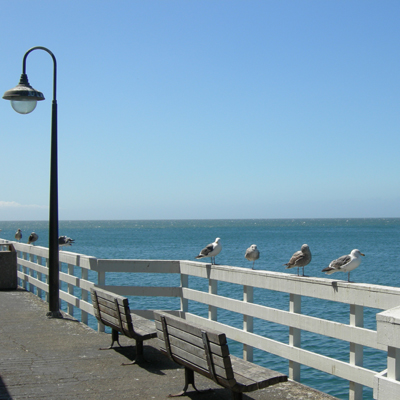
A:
[{"left": 1, "top": 218, "right": 399, "bottom": 399}]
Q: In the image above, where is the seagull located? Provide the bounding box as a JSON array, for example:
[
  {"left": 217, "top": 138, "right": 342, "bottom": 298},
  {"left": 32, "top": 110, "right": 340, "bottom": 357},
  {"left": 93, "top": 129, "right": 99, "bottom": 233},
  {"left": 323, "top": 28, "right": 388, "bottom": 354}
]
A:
[
  {"left": 59, "top": 236, "right": 75, "bottom": 247},
  {"left": 245, "top": 244, "right": 260, "bottom": 269},
  {"left": 322, "top": 249, "right": 365, "bottom": 282},
  {"left": 15, "top": 229, "right": 22, "bottom": 242},
  {"left": 28, "top": 232, "right": 38, "bottom": 245},
  {"left": 284, "top": 244, "right": 312, "bottom": 276},
  {"left": 195, "top": 238, "right": 221, "bottom": 265}
]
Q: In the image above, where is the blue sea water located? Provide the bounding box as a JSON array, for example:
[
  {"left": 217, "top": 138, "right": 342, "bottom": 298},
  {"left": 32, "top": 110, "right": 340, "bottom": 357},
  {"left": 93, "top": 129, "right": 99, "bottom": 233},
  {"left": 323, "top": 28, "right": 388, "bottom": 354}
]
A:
[{"left": 1, "top": 218, "right": 400, "bottom": 399}]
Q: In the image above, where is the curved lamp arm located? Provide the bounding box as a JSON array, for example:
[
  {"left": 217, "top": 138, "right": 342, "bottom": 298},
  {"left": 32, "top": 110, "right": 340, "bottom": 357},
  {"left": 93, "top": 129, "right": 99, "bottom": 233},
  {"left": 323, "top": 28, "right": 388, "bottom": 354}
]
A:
[{"left": 22, "top": 46, "right": 57, "bottom": 101}]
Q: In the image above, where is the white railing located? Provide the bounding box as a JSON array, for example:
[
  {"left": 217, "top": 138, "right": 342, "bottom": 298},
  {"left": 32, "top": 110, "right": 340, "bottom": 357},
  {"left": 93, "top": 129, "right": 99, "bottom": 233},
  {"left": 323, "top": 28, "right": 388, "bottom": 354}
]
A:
[{"left": 1, "top": 239, "right": 400, "bottom": 400}]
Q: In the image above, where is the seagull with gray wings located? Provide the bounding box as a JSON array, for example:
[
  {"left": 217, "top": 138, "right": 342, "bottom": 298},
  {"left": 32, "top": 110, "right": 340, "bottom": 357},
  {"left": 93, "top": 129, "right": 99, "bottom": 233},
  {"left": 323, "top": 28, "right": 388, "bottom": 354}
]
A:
[
  {"left": 28, "top": 232, "right": 38, "bottom": 245},
  {"left": 59, "top": 236, "right": 75, "bottom": 247},
  {"left": 322, "top": 249, "right": 364, "bottom": 282},
  {"left": 284, "top": 244, "right": 312, "bottom": 276},
  {"left": 245, "top": 244, "right": 260, "bottom": 269},
  {"left": 195, "top": 238, "right": 221, "bottom": 265},
  {"left": 15, "top": 229, "right": 22, "bottom": 242}
]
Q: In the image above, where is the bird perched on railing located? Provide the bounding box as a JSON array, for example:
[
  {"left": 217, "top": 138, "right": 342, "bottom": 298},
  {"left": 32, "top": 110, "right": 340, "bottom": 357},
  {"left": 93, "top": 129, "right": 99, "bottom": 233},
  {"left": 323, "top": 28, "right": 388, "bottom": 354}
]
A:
[
  {"left": 195, "top": 238, "right": 221, "bottom": 265},
  {"left": 28, "top": 232, "right": 38, "bottom": 245},
  {"left": 322, "top": 249, "right": 365, "bottom": 282},
  {"left": 245, "top": 244, "right": 260, "bottom": 269},
  {"left": 284, "top": 244, "right": 312, "bottom": 276},
  {"left": 59, "top": 236, "right": 75, "bottom": 247},
  {"left": 15, "top": 229, "right": 22, "bottom": 242}
]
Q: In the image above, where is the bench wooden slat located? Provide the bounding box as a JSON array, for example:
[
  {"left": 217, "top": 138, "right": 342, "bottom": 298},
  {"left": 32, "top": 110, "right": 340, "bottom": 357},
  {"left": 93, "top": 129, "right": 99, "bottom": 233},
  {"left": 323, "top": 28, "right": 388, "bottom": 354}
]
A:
[
  {"left": 156, "top": 337, "right": 234, "bottom": 381},
  {"left": 158, "top": 343, "right": 237, "bottom": 388},
  {"left": 155, "top": 331, "right": 231, "bottom": 370},
  {"left": 154, "top": 320, "right": 229, "bottom": 357},
  {"left": 156, "top": 313, "right": 226, "bottom": 345},
  {"left": 96, "top": 301, "right": 132, "bottom": 324}
]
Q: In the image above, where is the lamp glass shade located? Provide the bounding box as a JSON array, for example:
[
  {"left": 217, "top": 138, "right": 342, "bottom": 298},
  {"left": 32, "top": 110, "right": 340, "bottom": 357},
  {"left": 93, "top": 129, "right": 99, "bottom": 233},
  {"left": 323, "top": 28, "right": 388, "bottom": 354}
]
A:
[
  {"left": 11, "top": 99, "right": 37, "bottom": 114},
  {"left": 3, "top": 74, "right": 45, "bottom": 114}
]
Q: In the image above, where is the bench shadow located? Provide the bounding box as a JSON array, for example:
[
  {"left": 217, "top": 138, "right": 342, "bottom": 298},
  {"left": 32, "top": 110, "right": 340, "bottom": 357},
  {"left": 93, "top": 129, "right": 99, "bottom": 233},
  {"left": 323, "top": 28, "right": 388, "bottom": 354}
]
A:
[
  {"left": 163, "top": 387, "right": 253, "bottom": 400},
  {"left": 0, "top": 375, "right": 12, "bottom": 400},
  {"left": 112, "top": 345, "right": 180, "bottom": 375}
]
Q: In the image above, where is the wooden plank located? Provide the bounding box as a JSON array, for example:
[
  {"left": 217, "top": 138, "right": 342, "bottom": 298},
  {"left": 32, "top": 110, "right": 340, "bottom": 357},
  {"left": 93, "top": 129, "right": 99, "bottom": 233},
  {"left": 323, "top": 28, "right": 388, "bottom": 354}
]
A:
[
  {"left": 155, "top": 332, "right": 232, "bottom": 372},
  {"left": 154, "top": 312, "right": 227, "bottom": 346},
  {"left": 158, "top": 346, "right": 236, "bottom": 388},
  {"left": 157, "top": 337, "right": 232, "bottom": 380},
  {"left": 95, "top": 259, "right": 180, "bottom": 273},
  {"left": 154, "top": 321, "right": 229, "bottom": 357},
  {"left": 91, "top": 287, "right": 129, "bottom": 304},
  {"left": 102, "top": 285, "right": 181, "bottom": 298}
]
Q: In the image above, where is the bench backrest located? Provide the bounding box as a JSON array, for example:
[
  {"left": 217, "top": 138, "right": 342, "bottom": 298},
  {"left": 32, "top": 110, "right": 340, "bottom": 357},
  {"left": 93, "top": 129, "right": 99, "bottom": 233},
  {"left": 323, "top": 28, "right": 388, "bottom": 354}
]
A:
[
  {"left": 154, "top": 312, "right": 236, "bottom": 389},
  {"left": 91, "top": 287, "right": 137, "bottom": 339}
]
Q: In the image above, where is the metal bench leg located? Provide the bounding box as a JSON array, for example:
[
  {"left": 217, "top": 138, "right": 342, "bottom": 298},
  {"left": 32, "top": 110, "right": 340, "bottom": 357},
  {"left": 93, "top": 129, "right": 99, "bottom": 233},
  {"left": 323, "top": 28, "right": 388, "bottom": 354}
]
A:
[
  {"left": 99, "top": 329, "right": 121, "bottom": 350},
  {"left": 169, "top": 367, "right": 213, "bottom": 397},
  {"left": 121, "top": 340, "right": 146, "bottom": 365}
]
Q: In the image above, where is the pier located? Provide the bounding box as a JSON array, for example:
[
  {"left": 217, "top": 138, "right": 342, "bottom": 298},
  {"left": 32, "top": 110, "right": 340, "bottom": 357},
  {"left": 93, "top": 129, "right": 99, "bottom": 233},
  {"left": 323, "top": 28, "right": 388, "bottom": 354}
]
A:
[
  {"left": 0, "top": 289, "right": 336, "bottom": 399},
  {"left": 1, "top": 239, "right": 400, "bottom": 399}
]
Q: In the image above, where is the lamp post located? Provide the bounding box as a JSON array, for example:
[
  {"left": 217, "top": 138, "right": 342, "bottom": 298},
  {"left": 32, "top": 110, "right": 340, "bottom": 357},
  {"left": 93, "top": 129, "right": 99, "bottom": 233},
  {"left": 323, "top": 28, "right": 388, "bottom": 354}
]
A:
[{"left": 3, "top": 46, "right": 62, "bottom": 318}]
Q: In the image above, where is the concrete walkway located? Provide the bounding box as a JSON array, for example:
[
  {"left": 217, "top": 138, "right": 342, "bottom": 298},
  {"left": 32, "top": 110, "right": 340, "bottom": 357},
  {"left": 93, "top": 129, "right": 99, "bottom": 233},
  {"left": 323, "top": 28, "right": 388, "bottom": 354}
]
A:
[{"left": 0, "top": 289, "right": 337, "bottom": 400}]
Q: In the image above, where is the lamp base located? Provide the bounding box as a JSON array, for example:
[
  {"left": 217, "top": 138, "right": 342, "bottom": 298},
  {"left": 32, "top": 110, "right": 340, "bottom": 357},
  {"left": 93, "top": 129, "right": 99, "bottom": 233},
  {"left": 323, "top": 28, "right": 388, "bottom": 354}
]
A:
[{"left": 46, "top": 310, "right": 63, "bottom": 319}]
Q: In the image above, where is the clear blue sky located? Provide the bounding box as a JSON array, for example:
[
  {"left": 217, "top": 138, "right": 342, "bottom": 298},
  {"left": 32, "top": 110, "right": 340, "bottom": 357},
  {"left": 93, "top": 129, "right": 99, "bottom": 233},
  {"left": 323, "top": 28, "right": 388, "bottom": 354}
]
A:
[{"left": 1, "top": 1, "right": 399, "bottom": 220}]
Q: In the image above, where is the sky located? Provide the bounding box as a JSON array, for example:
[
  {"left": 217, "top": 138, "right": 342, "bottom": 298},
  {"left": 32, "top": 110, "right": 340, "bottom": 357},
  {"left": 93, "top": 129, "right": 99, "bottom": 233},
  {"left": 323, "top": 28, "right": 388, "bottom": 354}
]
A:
[{"left": 1, "top": 1, "right": 399, "bottom": 221}]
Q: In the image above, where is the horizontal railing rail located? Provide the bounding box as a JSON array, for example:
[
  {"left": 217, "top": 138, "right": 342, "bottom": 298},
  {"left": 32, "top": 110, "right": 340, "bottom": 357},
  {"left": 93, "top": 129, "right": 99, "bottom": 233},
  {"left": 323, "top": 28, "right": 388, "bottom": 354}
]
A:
[{"left": 1, "top": 238, "right": 399, "bottom": 400}]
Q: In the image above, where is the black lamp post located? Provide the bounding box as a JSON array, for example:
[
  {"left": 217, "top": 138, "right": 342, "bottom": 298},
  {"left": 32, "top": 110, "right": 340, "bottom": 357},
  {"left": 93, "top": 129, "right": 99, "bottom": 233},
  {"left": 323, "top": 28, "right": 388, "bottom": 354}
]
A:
[{"left": 3, "top": 46, "right": 62, "bottom": 318}]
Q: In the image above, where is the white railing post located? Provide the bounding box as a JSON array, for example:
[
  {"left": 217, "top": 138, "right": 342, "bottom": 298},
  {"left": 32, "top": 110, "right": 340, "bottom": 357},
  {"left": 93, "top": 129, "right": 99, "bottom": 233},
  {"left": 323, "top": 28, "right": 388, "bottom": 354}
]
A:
[
  {"left": 67, "top": 263, "right": 74, "bottom": 316},
  {"left": 180, "top": 273, "right": 189, "bottom": 314},
  {"left": 375, "top": 306, "right": 400, "bottom": 400},
  {"left": 22, "top": 251, "right": 28, "bottom": 290},
  {"left": 37, "top": 256, "right": 43, "bottom": 299},
  {"left": 97, "top": 271, "right": 106, "bottom": 332},
  {"left": 208, "top": 278, "right": 218, "bottom": 321},
  {"left": 81, "top": 268, "right": 89, "bottom": 325},
  {"left": 44, "top": 256, "right": 49, "bottom": 303},
  {"left": 289, "top": 293, "right": 301, "bottom": 381},
  {"left": 387, "top": 347, "right": 400, "bottom": 381},
  {"left": 28, "top": 252, "right": 35, "bottom": 293},
  {"left": 243, "top": 285, "right": 254, "bottom": 362},
  {"left": 350, "top": 304, "right": 364, "bottom": 400}
]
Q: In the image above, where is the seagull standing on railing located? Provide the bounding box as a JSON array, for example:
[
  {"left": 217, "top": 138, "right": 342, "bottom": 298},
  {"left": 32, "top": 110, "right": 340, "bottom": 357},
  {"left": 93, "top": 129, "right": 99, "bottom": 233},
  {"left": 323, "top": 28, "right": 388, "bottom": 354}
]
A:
[
  {"left": 245, "top": 244, "right": 260, "bottom": 269},
  {"left": 59, "top": 236, "right": 75, "bottom": 248},
  {"left": 15, "top": 229, "right": 22, "bottom": 242},
  {"left": 195, "top": 238, "right": 222, "bottom": 265},
  {"left": 322, "top": 249, "right": 365, "bottom": 282},
  {"left": 284, "top": 244, "right": 312, "bottom": 276},
  {"left": 28, "top": 232, "right": 38, "bottom": 245}
]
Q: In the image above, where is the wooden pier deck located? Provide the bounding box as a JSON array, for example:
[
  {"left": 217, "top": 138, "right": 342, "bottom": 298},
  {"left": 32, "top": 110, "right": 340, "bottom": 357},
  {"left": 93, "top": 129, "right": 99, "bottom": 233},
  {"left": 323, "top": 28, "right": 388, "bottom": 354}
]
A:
[{"left": 0, "top": 289, "right": 337, "bottom": 400}]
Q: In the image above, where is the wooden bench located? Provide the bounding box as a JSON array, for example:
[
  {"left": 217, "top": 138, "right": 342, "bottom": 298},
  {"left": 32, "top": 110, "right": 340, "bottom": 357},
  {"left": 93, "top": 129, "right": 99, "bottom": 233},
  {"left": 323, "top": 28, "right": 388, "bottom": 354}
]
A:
[
  {"left": 154, "top": 312, "right": 287, "bottom": 399},
  {"left": 90, "top": 287, "right": 157, "bottom": 364}
]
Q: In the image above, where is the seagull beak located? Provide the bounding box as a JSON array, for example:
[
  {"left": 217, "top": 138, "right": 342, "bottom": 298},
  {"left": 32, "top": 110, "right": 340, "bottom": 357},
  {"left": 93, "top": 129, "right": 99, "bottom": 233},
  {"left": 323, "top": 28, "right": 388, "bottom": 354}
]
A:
[{"left": 361, "top": 253, "right": 365, "bottom": 256}]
